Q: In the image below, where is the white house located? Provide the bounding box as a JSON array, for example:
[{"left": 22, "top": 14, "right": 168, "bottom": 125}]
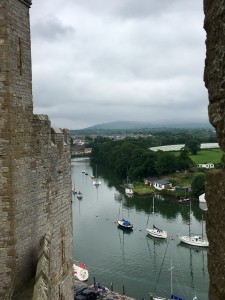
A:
[
  {"left": 197, "top": 163, "right": 214, "bottom": 169},
  {"left": 84, "top": 148, "right": 92, "bottom": 154},
  {"left": 152, "top": 179, "right": 172, "bottom": 191}
]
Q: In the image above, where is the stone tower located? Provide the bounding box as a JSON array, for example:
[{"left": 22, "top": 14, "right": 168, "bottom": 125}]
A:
[{"left": 0, "top": 0, "right": 73, "bottom": 299}]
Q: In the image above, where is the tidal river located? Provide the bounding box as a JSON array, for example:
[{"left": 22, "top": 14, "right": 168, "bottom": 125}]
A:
[{"left": 71, "top": 157, "right": 209, "bottom": 300}]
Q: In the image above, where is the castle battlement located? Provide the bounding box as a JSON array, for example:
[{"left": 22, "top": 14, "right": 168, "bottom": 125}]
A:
[{"left": 0, "top": 1, "right": 73, "bottom": 299}]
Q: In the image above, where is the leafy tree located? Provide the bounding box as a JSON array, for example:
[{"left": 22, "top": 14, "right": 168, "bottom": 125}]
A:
[
  {"left": 155, "top": 152, "right": 177, "bottom": 175},
  {"left": 177, "top": 148, "right": 194, "bottom": 171},
  {"left": 94, "top": 136, "right": 111, "bottom": 144},
  {"left": 85, "top": 135, "right": 93, "bottom": 142},
  {"left": 185, "top": 139, "right": 201, "bottom": 155},
  {"left": 191, "top": 173, "right": 205, "bottom": 198}
]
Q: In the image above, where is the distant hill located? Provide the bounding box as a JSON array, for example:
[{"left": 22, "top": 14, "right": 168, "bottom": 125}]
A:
[
  {"left": 70, "top": 121, "right": 213, "bottom": 134},
  {"left": 85, "top": 121, "right": 157, "bottom": 130}
]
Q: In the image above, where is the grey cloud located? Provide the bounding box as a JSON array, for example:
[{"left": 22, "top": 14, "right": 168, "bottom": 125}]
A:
[
  {"left": 31, "top": 15, "right": 75, "bottom": 42},
  {"left": 66, "top": 0, "right": 202, "bottom": 20},
  {"left": 31, "top": 0, "right": 208, "bottom": 129}
]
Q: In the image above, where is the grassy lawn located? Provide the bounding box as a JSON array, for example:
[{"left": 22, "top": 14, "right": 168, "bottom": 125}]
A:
[
  {"left": 171, "top": 148, "right": 223, "bottom": 164},
  {"left": 166, "top": 172, "right": 194, "bottom": 187},
  {"left": 133, "top": 182, "right": 155, "bottom": 195},
  {"left": 189, "top": 148, "right": 223, "bottom": 164},
  {"left": 134, "top": 149, "right": 224, "bottom": 196}
]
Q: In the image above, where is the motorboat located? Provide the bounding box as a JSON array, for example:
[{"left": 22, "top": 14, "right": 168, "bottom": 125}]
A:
[
  {"left": 178, "top": 197, "right": 190, "bottom": 204},
  {"left": 178, "top": 235, "right": 209, "bottom": 248},
  {"left": 178, "top": 188, "right": 190, "bottom": 204},
  {"left": 117, "top": 219, "right": 133, "bottom": 230},
  {"left": 146, "top": 225, "right": 167, "bottom": 239},
  {"left": 125, "top": 188, "right": 133, "bottom": 195},
  {"left": 73, "top": 262, "right": 89, "bottom": 281}
]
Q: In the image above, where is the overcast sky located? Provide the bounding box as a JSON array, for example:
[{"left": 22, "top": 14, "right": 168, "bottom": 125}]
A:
[{"left": 30, "top": 0, "right": 208, "bottom": 130}]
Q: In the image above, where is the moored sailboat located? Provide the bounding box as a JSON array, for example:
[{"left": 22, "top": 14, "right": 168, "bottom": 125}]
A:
[
  {"left": 93, "top": 165, "right": 101, "bottom": 187},
  {"left": 77, "top": 191, "right": 83, "bottom": 200},
  {"left": 146, "top": 225, "right": 167, "bottom": 239},
  {"left": 178, "top": 202, "right": 208, "bottom": 248},
  {"left": 125, "top": 174, "right": 134, "bottom": 195},
  {"left": 72, "top": 181, "right": 77, "bottom": 195},
  {"left": 146, "top": 196, "right": 167, "bottom": 239},
  {"left": 117, "top": 219, "right": 133, "bottom": 230}
]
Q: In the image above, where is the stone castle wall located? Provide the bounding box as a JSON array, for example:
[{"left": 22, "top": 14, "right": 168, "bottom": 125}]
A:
[
  {"left": 0, "top": 1, "right": 73, "bottom": 299},
  {"left": 204, "top": 1, "right": 225, "bottom": 299},
  {"left": 1, "top": 0, "right": 225, "bottom": 299}
]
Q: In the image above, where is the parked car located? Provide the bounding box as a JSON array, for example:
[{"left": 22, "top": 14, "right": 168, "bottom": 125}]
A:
[{"left": 74, "top": 288, "right": 99, "bottom": 300}]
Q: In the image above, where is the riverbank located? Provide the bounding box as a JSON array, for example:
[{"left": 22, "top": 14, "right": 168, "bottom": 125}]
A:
[
  {"left": 74, "top": 278, "right": 135, "bottom": 300},
  {"left": 133, "top": 171, "right": 195, "bottom": 197},
  {"left": 133, "top": 183, "right": 155, "bottom": 196}
]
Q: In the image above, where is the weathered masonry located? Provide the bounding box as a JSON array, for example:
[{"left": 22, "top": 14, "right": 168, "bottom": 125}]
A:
[
  {"left": 204, "top": 0, "right": 225, "bottom": 299},
  {"left": 0, "top": 0, "right": 73, "bottom": 299}
]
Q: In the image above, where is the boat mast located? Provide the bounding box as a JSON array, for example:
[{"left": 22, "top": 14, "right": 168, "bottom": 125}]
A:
[
  {"left": 202, "top": 214, "right": 204, "bottom": 239},
  {"left": 152, "top": 196, "right": 155, "bottom": 215},
  {"left": 169, "top": 236, "right": 174, "bottom": 296},
  {"left": 189, "top": 200, "right": 191, "bottom": 237}
]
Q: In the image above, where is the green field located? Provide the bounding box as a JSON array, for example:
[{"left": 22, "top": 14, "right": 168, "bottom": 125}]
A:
[
  {"left": 171, "top": 148, "right": 223, "bottom": 164},
  {"left": 190, "top": 148, "right": 223, "bottom": 164}
]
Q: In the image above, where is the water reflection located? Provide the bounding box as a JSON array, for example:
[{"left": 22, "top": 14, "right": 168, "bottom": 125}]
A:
[
  {"left": 199, "top": 202, "right": 208, "bottom": 211},
  {"left": 178, "top": 241, "right": 208, "bottom": 253},
  {"left": 72, "top": 158, "right": 208, "bottom": 299},
  {"left": 94, "top": 162, "right": 206, "bottom": 223},
  {"left": 177, "top": 242, "right": 208, "bottom": 291}
]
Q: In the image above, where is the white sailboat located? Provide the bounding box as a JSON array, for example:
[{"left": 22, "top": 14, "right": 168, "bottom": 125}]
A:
[
  {"left": 72, "top": 180, "right": 77, "bottom": 196},
  {"left": 93, "top": 165, "right": 101, "bottom": 187},
  {"left": 178, "top": 202, "right": 209, "bottom": 248},
  {"left": 146, "top": 196, "right": 167, "bottom": 239},
  {"left": 77, "top": 191, "right": 83, "bottom": 200},
  {"left": 125, "top": 175, "right": 134, "bottom": 195}
]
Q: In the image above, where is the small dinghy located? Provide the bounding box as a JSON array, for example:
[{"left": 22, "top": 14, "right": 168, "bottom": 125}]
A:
[
  {"left": 117, "top": 219, "right": 133, "bottom": 230},
  {"left": 73, "top": 262, "right": 89, "bottom": 281}
]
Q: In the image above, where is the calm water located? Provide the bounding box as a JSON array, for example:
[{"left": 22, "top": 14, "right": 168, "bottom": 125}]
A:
[{"left": 71, "top": 158, "right": 209, "bottom": 300}]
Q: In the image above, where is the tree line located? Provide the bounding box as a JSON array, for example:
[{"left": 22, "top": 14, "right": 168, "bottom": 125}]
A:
[{"left": 90, "top": 138, "right": 194, "bottom": 181}]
